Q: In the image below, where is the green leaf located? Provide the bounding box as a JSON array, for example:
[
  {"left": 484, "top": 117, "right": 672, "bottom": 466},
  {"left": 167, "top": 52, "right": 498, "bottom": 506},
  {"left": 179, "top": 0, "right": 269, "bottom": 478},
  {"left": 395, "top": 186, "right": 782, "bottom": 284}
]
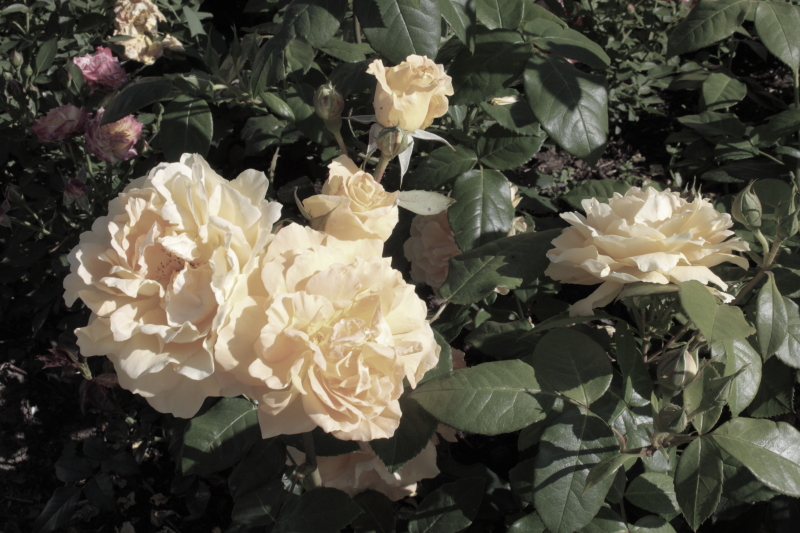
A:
[
  {"left": 678, "top": 111, "right": 746, "bottom": 138},
  {"left": 352, "top": 490, "right": 395, "bottom": 533},
  {"left": 397, "top": 190, "right": 456, "bottom": 216},
  {"left": 683, "top": 363, "right": 725, "bottom": 434},
  {"left": 421, "top": 330, "right": 453, "bottom": 384},
  {"left": 508, "top": 512, "right": 547, "bottom": 533},
  {"left": 439, "top": 229, "right": 560, "bottom": 304},
  {"left": 562, "top": 179, "right": 632, "bottom": 211},
  {"left": 180, "top": 398, "right": 261, "bottom": 476},
  {"left": 509, "top": 457, "right": 535, "bottom": 506},
  {"left": 527, "top": 328, "right": 613, "bottom": 407},
  {"left": 275, "top": 487, "right": 363, "bottom": 533},
  {"left": 674, "top": 438, "right": 723, "bottom": 530},
  {"left": 465, "top": 319, "right": 531, "bottom": 360},
  {"left": 260, "top": 91, "right": 295, "bottom": 121},
  {"left": 408, "top": 360, "right": 548, "bottom": 435},
  {"left": 756, "top": 272, "right": 788, "bottom": 359},
  {"left": 231, "top": 480, "right": 284, "bottom": 527},
  {"left": 406, "top": 146, "right": 478, "bottom": 190},
  {"left": 523, "top": 19, "right": 611, "bottom": 70},
  {"left": 407, "top": 478, "right": 485, "bottom": 533},
  {"left": 476, "top": 125, "right": 544, "bottom": 170},
  {"left": 370, "top": 395, "right": 437, "bottom": 474},
  {"left": 666, "top": 0, "right": 752, "bottom": 58},
  {"left": 679, "top": 280, "right": 756, "bottom": 344},
  {"left": 479, "top": 99, "right": 541, "bottom": 135},
  {"left": 242, "top": 115, "right": 286, "bottom": 156},
  {"left": 745, "top": 357, "right": 794, "bottom": 418},
  {"left": 449, "top": 30, "right": 531, "bottom": 105},
  {"left": 776, "top": 297, "right": 800, "bottom": 368},
  {"left": 721, "top": 339, "right": 762, "bottom": 416},
  {"left": 228, "top": 438, "right": 286, "bottom": 499},
  {"left": 356, "top": 0, "right": 441, "bottom": 64},
  {"left": 721, "top": 450, "right": 779, "bottom": 503},
  {"left": 711, "top": 417, "right": 800, "bottom": 497},
  {"left": 282, "top": 426, "right": 360, "bottom": 456},
  {"left": 448, "top": 168, "right": 514, "bottom": 252},
  {"left": 35, "top": 38, "right": 58, "bottom": 74},
  {"left": 534, "top": 406, "right": 619, "bottom": 533},
  {"left": 476, "top": 0, "right": 524, "bottom": 30},
  {"left": 182, "top": 6, "right": 207, "bottom": 36},
  {"left": 585, "top": 454, "right": 639, "bottom": 494},
  {"left": 437, "top": 0, "right": 476, "bottom": 51},
  {"left": 319, "top": 39, "right": 374, "bottom": 62},
  {"left": 701, "top": 72, "right": 746, "bottom": 111},
  {"left": 160, "top": 95, "right": 213, "bottom": 161},
  {"left": 286, "top": 83, "right": 330, "bottom": 144},
  {"left": 578, "top": 507, "right": 628, "bottom": 533},
  {"left": 631, "top": 516, "right": 676, "bottom": 533},
  {"left": 625, "top": 472, "right": 679, "bottom": 515},
  {"left": 33, "top": 487, "right": 81, "bottom": 533},
  {"left": 101, "top": 77, "right": 174, "bottom": 125},
  {"left": 755, "top": 2, "right": 800, "bottom": 72},
  {"left": 616, "top": 323, "right": 654, "bottom": 405},
  {"left": 750, "top": 109, "right": 800, "bottom": 147},
  {"left": 524, "top": 54, "right": 608, "bottom": 165}
]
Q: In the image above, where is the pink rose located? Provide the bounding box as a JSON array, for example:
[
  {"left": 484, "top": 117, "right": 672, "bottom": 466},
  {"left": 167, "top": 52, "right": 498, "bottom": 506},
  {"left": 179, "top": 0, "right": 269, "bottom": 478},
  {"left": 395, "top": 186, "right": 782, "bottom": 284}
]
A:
[
  {"left": 84, "top": 108, "right": 143, "bottom": 163},
  {"left": 72, "top": 47, "right": 128, "bottom": 91},
  {"left": 30, "top": 104, "right": 87, "bottom": 142}
]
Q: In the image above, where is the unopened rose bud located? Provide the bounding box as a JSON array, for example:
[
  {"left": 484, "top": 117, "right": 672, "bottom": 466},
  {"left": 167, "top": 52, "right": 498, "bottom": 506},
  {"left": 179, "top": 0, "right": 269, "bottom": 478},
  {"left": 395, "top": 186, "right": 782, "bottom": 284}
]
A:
[
  {"left": 11, "top": 50, "right": 23, "bottom": 67},
  {"left": 732, "top": 181, "right": 762, "bottom": 230},
  {"left": 22, "top": 65, "right": 33, "bottom": 78},
  {"left": 657, "top": 347, "right": 698, "bottom": 393},
  {"left": 314, "top": 82, "right": 344, "bottom": 121},
  {"left": 377, "top": 126, "right": 409, "bottom": 159}
]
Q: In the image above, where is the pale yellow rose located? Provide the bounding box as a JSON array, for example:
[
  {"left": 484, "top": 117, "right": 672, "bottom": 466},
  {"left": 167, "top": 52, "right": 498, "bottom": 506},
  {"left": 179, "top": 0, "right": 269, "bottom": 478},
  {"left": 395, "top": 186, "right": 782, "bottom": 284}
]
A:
[
  {"left": 214, "top": 224, "right": 440, "bottom": 441},
  {"left": 303, "top": 155, "right": 399, "bottom": 242},
  {"left": 116, "top": 34, "right": 164, "bottom": 65},
  {"left": 113, "top": 0, "right": 165, "bottom": 36},
  {"left": 545, "top": 186, "right": 750, "bottom": 317},
  {"left": 287, "top": 441, "right": 439, "bottom": 501},
  {"left": 63, "top": 154, "right": 282, "bottom": 417},
  {"left": 366, "top": 55, "right": 454, "bottom": 132},
  {"left": 403, "top": 210, "right": 461, "bottom": 290}
]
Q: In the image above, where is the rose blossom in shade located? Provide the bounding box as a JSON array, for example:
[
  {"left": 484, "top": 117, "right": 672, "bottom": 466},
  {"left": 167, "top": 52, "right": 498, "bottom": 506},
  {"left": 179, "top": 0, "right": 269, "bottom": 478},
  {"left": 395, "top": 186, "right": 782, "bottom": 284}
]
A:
[
  {"left": 72, "top": 47, "right": 128, "bottom": 91},
  {"left": 544, "top": 186, "right": 751, "bottom": 317},
  {"left": 403, "top": 210, "right": 461, "bottom": 290},
  {"left": 63, "top": 154, "right": 283, "bottom": 418},
  {"left": 287, "top": 441, "right": 439, "bottom": 501},
  {"left": 84, "top": 108, "right": 143, "bottom": 163},
  {"left": 30, "top": 104, "right": 87, "bottom": 142}
]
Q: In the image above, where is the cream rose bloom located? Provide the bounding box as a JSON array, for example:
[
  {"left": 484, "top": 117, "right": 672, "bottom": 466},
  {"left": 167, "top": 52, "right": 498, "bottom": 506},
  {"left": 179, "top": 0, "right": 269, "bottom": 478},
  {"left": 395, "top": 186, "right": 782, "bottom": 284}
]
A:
[
  {"left": 214, "top": 224, "right": 440, "bottom": 441},
  {"left": 403, "top": 210, "right": 461, "bottom": 290},
  {"left": 366, "top": 55, "right": 454, "bottom": 132},
  {"left": 303, "top": 156, "right": 398, "bottom": 242},
  {"left": 63, "top": 154, "right": 282, "bottom": 417},
  {"left": 545, "top": 186, "right": 750, "bottom": 317},
  {"left": 287, "top": 441, "right": 439, "bottom": 501}
]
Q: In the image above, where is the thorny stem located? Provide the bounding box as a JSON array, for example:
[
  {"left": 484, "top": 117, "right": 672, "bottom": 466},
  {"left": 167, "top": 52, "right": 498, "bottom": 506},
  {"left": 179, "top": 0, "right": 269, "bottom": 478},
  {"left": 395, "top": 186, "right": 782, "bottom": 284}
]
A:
[{"left": 645, "top": 320, "right": 692, "bottom": 364}]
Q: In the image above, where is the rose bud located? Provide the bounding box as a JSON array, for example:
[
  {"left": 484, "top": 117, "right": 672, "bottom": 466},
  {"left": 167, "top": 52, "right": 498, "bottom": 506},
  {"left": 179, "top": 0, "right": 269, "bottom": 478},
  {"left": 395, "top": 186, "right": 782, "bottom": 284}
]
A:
[{"left": 314, "top": 81, "right": 344, "bottom": 121}]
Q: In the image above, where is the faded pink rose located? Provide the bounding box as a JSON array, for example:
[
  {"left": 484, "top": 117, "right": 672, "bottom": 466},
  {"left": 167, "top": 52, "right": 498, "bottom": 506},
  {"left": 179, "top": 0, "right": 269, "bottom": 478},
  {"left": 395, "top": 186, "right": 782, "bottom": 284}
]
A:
[
  {"left": 84, "top": 108, "right": 143, "bottom": 163},
  {"left": 30, "top": 104, "right": 87, "bottom": 142},
  {"left": 72, "top": 47, "right": 128, "bottom": 91}
]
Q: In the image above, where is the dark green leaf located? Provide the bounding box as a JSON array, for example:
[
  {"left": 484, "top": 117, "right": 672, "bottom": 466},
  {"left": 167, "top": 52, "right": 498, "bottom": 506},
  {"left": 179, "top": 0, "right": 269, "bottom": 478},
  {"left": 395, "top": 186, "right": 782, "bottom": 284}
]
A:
[
  {"left": 616, "top": 323, "right": 654, "bottom": 405},
  {"left": 523, "top": 18, "right": 611, "bottom": 70},
  {"left": 776, "top": 297, "right": 800, "bottom": 368},
  {"left": 479, "top": 99, "right": 541, "bottom": 135},
  {"left": 286, "top": 83, "right": 330, "bottom": 144},
  {"left": 701, "top": 72, "right": 746, "bottom": 111},
  {"left": 357, "top": 0, "right": 441, "bottom": 64},
  {"left": 408, "top": 478, "right": 485, "bottom": 533},
  {"left": 406, "top": 146, "right": 478, "bottom": 190},
  {"left": 275, "top": 487, "right": 362, "bottom": 533},
  {"left": 745, "top": 357, "right": 794, "bottom": 418},
  {"left": 439, "top": 229, "right": 561, "bottom": 304},
  {"left": 228, "top": 438, "right": 286, "bottom": 499},
  {"left": 232, "top": 479, "right": 285, "bottom": 527},
  {"left": 631, "top": 516, "right": 676, "bottom": 533},
  {"left": 438, "top": 0, "right": 476, "bottom": 50},
  {"left": 282, "top": 426, "right": 360, "bottom": 456},
  {"left": 477, "top": 125, "right": 544, "bottom": 170},
  {"left": 675, "top": 438, "right": 723, "bottom": 530},
  {"left": 625, "top": 472, "right": 679, "bottom": 515},
  {"left": 562, "top": 179, "right": 632, "bottom": 211},
  {"left": 260, "top": 91, "right": 295, "bottom": 121},
  {"left": 242, "top": 115, "right": 286, "bottom": 156},
  {"left": 181, "top": 398, "right": 261, "bottom": 476},
  {"left": 102, "top": 77, "right": 174, "bottom": 125},
  {"left": 160, "top": 95, "right": 213, "bottom": 161},
  {"left": 679, "top": 280, "right": 756, "bottom": 344},
  {"left": 755, "top": 2, "right": 800, "bottom": 71},
  {"left": 750, "top": 109, "right": 800, "bottom": 147},
  {"left": 527, "top": 328, "right": 613, "bottom": 407},
  {"left": 756, "top": 272, "right": 788, "bottom": 359},
  {"left": 508, "top": 512, "right": 547, "bottom": 533},
  {"left": 352, "top": 490, "right": 395, "bottom": 533},
  {"left": 370, "top": 395, "right": 437, "bottom": 474},
  {"left": 420, "top": 330, "right": 453, "bottom": 384},
  {"left": 35, "top": 38, "right": 58, "bottom": 74},
  {"left": 585, "top": 454, "right": 639, "bottom": 494},
  {"left": 711, "top": 417, "right": 800, "bottom": 497},
  {"left": 476, "top": 0, "right": 524, "bottom": 30},
  {"left": 721, "top": 450, "right": 779, "bottom": 503},
  {"left": 448, "top": 168, "right": 514, "bottom": 252},
  {"left": 465, "top": 319, "right": 531, "bottom": 360},
  {"left": 509, "top": 457, "right": 535, "bottom": 507},
  {"left": 578, "top": 507, "right": 628, "bottom": 533},
  {"left": 408, "top": 360, "right": 548, "bottom": 435},
  {"left": 84, "top": 471, "right": 116, "bottom": 511},
  {"left": 449, "top": 30, "right": 531, "bottom": 105},
  {"left": 534, "top": 406, "right": 619, "bottom": 533},
  {"left": 720, "top": 338, "right": 762, "bottom": 416},
  {"left": 319, "top": 39, "right": 374, "bottom": 62},
  {"left": 525, "top": 54, "right": 608, "bottom": 165},
  {"left": 666, "top": 0, "right": 752, "bottom": 57},
  {"left": 33, "top": 487, "right": 81, "bottom": 533},
  {"left": 183, "top": 6, "right": 207, "bottom": 36},
  {"left": 683, "top": 363, "right": 725, "bottom": 434}
]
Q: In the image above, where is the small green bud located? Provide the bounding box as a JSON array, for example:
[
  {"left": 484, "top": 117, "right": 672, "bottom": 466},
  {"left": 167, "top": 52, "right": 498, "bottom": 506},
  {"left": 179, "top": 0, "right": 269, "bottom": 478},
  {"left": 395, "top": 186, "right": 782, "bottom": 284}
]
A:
[
  {"left": 376, "top": 126, "right": 409, "bottom": 158},
  {"left": 11, "top": 50, "right": 23, "bottom": 67},
  {"left": 731, "top": 181, "right": 762, "bottom": 230},
  {"left": 22, "top": 65, "right": 33, "bottom": 79},
  {"left": 313, "top": 81, "right": 344, "bottom": 121},
  {"left": 657, "top": 346, "right": 698, "bottom": 393}
]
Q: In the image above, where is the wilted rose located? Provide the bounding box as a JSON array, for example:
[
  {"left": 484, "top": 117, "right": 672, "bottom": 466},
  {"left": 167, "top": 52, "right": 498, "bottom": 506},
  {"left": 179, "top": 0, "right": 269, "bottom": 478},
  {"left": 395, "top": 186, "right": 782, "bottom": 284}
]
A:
[
  {"left": 72, "top": 47, "right": 128, "bottom": 91},
  {"left": 84, "top": 108, "right": 143, "bottom": 163},
  {"left": 214, "top": 224, "right": 440, "bottom": 441},
  {"left": 545, "top": 187, "right": 750, "bottom": 316},
  {"left": 303, "top": 155, "right": 399, "bottom": 242},
  {"left": 63, "top": 154, "right": 282, "bottom": 417},
  {"left": 30, "top": 104, "right": 87, "bottom": 142},
  {"left": 403, "top": 210, "right": 461, "bottom": 290},
  {"left": 113, "top": 0, "right": 165, "bottom": 36},
  {"left": 287, "top": 441, "right": 439, "bottom": 501},
  {"left": 366, "top": 55, "right": 454, "bottom": 132}
]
